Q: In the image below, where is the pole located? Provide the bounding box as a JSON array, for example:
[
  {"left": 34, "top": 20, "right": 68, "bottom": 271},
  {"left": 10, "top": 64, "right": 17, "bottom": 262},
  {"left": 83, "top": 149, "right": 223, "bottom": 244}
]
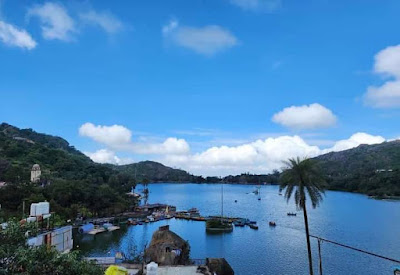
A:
[
  {"left": 310, "top": 235, "right": 400, "bottom": 264},
  {"left": 318, "top": 238, "right": 323, "bottom": 275},
  {"left": 22, "top": 200, "right": 25, "bottom": 218},
  {"left": 221, "top": 183, "right": 224, "bottom": 221}
]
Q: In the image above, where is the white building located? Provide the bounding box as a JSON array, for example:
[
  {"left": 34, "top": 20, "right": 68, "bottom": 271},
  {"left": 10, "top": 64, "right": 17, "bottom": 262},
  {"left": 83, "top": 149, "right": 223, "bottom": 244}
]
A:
[{"left": 31, "top": 164, "right": 41, "bottom": 183}]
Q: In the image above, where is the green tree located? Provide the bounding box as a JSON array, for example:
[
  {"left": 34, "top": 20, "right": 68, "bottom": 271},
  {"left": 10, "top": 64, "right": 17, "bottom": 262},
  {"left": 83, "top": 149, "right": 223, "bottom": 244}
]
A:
[{"left": 279, "top": 157, "right": 325, "bottom": 275}]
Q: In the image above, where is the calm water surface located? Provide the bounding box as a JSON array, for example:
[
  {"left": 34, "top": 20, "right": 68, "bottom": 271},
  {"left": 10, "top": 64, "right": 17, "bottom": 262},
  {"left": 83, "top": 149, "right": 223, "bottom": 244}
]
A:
[{"left": 75, "top": 184, "right": 400, "bottom": 275}]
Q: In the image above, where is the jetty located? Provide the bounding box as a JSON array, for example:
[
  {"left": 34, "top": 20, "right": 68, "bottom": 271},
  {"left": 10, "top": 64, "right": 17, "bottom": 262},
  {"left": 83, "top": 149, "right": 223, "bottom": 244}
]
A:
[{"left": 88, "top": 227, "right": 106, "bottom": 235}]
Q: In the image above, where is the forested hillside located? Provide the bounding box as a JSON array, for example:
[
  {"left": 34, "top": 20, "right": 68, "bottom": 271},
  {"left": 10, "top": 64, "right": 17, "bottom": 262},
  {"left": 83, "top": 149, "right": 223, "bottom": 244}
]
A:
[
  {"left": 0, "top": 123, "right": 137, "bottom": 219},
  {"left": 315, "top": 140, "right": 400, "bottom": 196}
]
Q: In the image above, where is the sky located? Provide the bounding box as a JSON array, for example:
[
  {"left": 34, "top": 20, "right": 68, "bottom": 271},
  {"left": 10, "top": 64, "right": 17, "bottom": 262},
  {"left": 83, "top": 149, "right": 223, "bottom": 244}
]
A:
[{"left": 1, "top": 0, "right": 400, "bottom": 176}]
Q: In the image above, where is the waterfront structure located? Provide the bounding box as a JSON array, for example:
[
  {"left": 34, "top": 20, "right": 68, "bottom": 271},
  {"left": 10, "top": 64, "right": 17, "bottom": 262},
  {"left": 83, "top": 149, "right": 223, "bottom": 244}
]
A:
[
  {"left": 30, "top": 164, "right": 41, "bottom": 183},
  {"left": 135, "top": 203, "right": 176, "bottom": 213}
]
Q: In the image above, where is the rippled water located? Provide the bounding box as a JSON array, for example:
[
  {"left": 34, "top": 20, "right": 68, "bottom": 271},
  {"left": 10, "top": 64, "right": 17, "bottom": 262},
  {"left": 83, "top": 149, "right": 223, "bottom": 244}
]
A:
[{"left": 75, "top": 184, "right": 400, "bottom": 275}]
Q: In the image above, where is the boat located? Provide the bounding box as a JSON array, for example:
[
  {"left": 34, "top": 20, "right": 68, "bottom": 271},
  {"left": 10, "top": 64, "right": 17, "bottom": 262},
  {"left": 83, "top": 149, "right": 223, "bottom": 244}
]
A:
[
  {"left": 233, "top": 219, "right": 246, "bottom": 227},
  {"left": 206, "top": 183, "right": 233, "bottom": 233},
  {"left": 127, "top": 218, "right": 137, "bottom": 226},
  {"left": 253, "top": 186, "right": 261, "bottom": 195},
  {"left": 188, "top": 207, "right": 199, "bottom": 213},
  {"left": 269, "top": 221, "right": 276, "bottom": 227},
  {"left": 287, "top": 212, "right": 297, "bottom": 216},
  {"left": 249, "top": 224, "right": 258, "bottom": 230}
]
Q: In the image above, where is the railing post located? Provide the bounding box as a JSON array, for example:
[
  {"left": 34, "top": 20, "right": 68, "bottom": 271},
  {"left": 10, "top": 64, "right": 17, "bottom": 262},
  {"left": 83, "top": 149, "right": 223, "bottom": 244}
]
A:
[{"left": 318, "top": 238, "right": 323, "bottom": 275}]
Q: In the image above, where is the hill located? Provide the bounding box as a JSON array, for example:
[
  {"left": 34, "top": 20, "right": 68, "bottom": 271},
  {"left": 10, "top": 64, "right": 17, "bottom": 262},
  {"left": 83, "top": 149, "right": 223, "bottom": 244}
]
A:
[
  {"left": 0, "top": 123, "right": 196, "bottom": 184},
  {"left": 314, "top": 140, "right": 400, "bottom": 196},
  {"left": 116, "top": 161, "right": 196, "bottom": 182}
]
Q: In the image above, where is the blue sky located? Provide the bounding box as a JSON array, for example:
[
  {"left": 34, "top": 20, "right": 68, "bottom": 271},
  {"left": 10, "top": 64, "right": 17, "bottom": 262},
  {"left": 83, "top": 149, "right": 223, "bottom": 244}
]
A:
[{"left": 1, "top": 0, "right": 400, "bottom": 175}]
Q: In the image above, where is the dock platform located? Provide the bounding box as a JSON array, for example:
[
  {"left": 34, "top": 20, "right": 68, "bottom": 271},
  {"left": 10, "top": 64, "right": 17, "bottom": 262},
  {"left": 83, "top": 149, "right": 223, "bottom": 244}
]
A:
[{"left": 88, "top": 228, "right": 106, "bottom": 235}]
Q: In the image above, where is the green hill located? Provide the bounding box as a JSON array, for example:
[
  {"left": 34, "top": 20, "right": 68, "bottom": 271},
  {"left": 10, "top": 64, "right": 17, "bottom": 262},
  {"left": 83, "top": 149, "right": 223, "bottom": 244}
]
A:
[
  {"left": 116, "top": 161, "right": 195, "bottom": 182},
  {"left": 0, "top": 123, "right": 195, "bottom": 184},
  {"left": 315, "top": 140, "right": 400, "bottom": 196}
]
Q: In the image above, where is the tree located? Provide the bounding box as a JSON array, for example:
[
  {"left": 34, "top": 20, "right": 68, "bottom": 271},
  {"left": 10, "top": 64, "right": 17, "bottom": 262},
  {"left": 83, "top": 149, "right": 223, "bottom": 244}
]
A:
[{"left": 279, "top": 157, "right": 325, "bottom": 275}]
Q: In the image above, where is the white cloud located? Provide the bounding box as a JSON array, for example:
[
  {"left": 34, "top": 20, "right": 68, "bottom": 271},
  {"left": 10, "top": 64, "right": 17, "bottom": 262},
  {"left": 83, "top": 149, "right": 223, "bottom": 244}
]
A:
[
  {"left": 162, "top": 20, "right": 238, "bottom": 56},
  {"left": 78, "top": 124, "right": 386, "bottom": 176},
  {"left": 79, "top": 123, "right": 132, "bottom": 148},
  {"left": 0, "top": 20, "right": 36, "bottom": 49},
  {"left": 374, "top": 45, "right": 400, "bottom": 78},
  {"left": 132, "top": 137, "right": 190, "bottom": 155},
  {"left": 364, "top": 45, "right": 400, "bottom": 108},
  {"left": 162, "top": 19, "right": 178, "bottom": 36},
  {"left": 161, "top": 132, "right": 386, "bottom": 176},
  {"left": 322, "top": 132, "right": 385, "bottom": 153},
  {"left": 79, "top": 123, "right": 190, "bottom": 155},
  {"left": 272, "top": 103, "right": 337, "bottom": 130},
  {"left": 28, "top": 2, "right": 76, "bottom": 41},
  {"left": 84, "top": 149, "right": 133, "bottom": 165},
  {"left": 79, "top": 10, "right": 123, "bottom": 34},
  {"left": 230, "top": 0, "right": 281, "bottom": 12}
]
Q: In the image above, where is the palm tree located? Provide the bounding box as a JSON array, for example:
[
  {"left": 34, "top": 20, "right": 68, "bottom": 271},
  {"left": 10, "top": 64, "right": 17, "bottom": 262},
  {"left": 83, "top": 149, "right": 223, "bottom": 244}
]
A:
[{"left": 280, "top": 157, "right": 325, "bottom": 275}]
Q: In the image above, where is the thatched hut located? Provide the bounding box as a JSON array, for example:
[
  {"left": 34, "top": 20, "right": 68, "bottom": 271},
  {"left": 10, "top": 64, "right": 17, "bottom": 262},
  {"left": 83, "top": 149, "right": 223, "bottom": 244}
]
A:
[{"left": 145, "top": 225, "right": 190, "bottom": 266}]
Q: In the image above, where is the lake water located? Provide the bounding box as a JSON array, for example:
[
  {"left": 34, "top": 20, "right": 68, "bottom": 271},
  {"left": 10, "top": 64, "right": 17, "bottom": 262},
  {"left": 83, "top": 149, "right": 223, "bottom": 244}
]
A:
[{"left": 75, "top": 184, "right": 400, "bottom": 275}]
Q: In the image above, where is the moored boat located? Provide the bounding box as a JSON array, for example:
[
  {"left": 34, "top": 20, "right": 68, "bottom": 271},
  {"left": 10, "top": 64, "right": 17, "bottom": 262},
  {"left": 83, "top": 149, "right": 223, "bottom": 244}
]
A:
[{"left": 249, "top": 224, "right": 258, "bottom": 230}]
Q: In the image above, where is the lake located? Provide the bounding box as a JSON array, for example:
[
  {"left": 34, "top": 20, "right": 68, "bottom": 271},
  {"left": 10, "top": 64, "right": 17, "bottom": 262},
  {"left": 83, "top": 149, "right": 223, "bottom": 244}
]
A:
[{"left": 74, "top": 183, "right": 400, "bottom": 275}]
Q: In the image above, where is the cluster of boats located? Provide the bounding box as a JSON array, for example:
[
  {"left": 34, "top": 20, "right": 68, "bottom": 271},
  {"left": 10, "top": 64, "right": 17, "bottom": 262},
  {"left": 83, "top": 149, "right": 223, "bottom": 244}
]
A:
[
  {"left": 174, "top": 208, "right": 207, "bottom": 221},
  {"left": 233, "top": 219, "right": 258, "bottom": 230},
  {"left": 127, "top": 212, "right": 173, "bottom": 226}
]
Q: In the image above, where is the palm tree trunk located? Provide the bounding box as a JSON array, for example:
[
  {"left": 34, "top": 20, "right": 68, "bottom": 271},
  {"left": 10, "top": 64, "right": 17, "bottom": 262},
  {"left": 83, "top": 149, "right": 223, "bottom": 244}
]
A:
[{"left": 303, "top": 202, "right": 314, "bottom": 275}]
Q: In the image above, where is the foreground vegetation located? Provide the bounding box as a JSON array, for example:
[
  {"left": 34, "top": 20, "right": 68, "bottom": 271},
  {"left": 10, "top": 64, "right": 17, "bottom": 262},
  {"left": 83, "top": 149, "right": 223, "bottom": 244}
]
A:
[{"left": 0, "top": 220, "right": 102, "bottom": 275}]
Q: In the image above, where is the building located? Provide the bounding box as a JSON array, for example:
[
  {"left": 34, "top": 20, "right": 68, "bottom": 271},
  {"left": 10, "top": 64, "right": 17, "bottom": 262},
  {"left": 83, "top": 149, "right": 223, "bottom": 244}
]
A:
[
  {"left": 31, "top": 164, "right": 41, "bottom": 183},
  {"left": 27, "top": 225, "right": 73, "bottom": 253}
]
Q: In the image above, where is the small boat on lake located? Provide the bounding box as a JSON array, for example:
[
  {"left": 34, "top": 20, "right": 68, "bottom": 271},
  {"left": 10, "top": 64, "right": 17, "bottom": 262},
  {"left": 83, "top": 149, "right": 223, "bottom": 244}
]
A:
[
  {"left": 269, "top": 221, "right": 276, "bottom": 227},
  {"left": 127, "top": 219, "right": 137, "bottom": 226},
  {"left": 233, "top": 220, "right": 246, "bottom": 227},
  {"left": 287, "top": 212, "right": 297, "bottom": 216},
  {"left": 249, "top": 224, "right": 258, "bottom": 230}
]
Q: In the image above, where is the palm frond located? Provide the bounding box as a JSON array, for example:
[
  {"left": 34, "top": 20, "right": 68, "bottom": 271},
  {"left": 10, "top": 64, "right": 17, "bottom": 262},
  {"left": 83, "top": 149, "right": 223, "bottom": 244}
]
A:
[{"left": 279, "top": 157, "right": 325, "bottom": 209}]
